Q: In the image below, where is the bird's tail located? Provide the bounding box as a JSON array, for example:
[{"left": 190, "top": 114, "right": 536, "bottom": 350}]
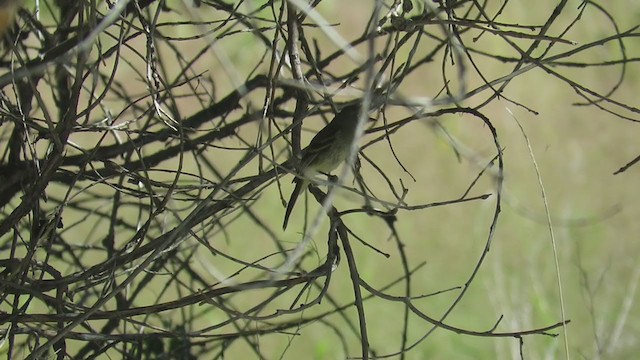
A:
[{"left": 282, "top": 179, "right": 308, "bottom": 230}]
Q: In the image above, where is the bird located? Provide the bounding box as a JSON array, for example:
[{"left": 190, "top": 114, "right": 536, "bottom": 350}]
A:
[
  {"left": 0, "top": 0, "right": 19, "bottom": 40},
  {"left": 282, "top": 103, "right": 364, "bottom": 230}
]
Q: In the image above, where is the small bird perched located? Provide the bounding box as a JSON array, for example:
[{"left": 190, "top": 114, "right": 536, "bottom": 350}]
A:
[
  {"left": 283, "top": 103, "right": 364, "bottom": 230},
  {"left": 0, "top": 0, "right": 19, "bottom": 39}
]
